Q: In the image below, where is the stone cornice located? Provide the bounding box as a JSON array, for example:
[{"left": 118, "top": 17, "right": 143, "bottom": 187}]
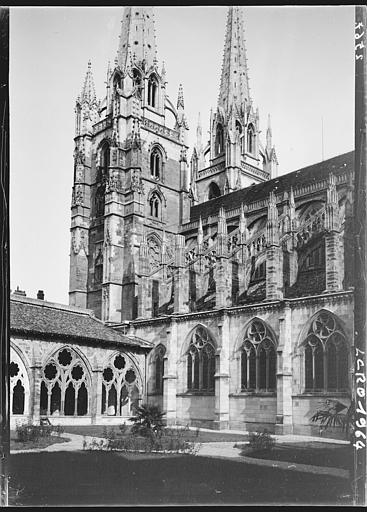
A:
[{"left": 129, "top": 290, "right": 354, "bottom": 327}]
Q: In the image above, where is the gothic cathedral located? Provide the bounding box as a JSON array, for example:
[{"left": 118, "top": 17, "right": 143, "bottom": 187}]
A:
[{"left": 10, "top": 6, "right": 354, "bottom": 435}]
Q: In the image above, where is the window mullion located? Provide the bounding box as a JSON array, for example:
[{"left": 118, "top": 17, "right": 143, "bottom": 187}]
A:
[
  {"left": 265, "top": 350, "right": 269, "bottom": 391},
  {"left": 323, "top": 347, "right": 327, "bottom": 392},
  {"left": 255, "top": 352, "right": 260, "bottom": 392}
]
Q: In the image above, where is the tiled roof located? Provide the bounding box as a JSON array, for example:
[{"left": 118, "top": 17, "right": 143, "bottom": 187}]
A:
[
  {"left": 189, "top": 151, "right": 354, "bottom": 223},
  {"left": 10, "top": 295, "right": 152, "bottom": 349}
]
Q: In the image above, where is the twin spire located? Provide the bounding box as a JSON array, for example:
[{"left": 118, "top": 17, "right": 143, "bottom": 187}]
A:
[
  {"left": 117, "top": 7, "right": 157, "bottom": 71},
  {"left": 218, "top": 6, "right": 251, "bottom": 114}
]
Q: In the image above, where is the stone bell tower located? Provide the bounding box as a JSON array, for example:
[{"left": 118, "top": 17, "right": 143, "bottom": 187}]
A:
[
  {"left": 192, "top": 6, "right": 278, "bottom": 203},
  {"left": 69, "top": 6, "right": 190, "bottom": 322}
]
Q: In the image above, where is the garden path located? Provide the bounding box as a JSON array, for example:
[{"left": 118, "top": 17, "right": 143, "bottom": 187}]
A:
[{"left": 11, "top": 430, "right": 350, "bottom": 480}]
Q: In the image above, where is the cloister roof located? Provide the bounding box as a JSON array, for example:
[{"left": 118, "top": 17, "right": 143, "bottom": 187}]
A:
[{"left": 10, "top": 295, "right": 152, "bottom": 349}]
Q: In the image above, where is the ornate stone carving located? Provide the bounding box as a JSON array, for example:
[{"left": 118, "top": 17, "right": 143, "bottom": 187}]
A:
[
  {"left": 147, "top": 236, "right": 161, "bottom": 272},
  {"left": 72, "top": 184, "right": 84, "bottom": 207},
  {"left": 105, "top": 171, "right": 121, "bottom": 193},
  {"left": 131, "top": 169, "right": 144, "bottom": 193},
  {"left": 72, "top": 228, "right": 89, "bottom": 255}
]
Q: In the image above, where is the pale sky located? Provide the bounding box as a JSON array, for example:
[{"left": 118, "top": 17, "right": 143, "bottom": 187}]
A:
[{"left": 10, "top": 6, "right": 355, "bottom": 304}]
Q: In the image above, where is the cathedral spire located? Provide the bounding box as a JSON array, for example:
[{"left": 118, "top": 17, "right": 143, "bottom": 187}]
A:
[
  {"left": 218, "top": 6, "right": 251, "bottom": 114},
  {"left": 117, "top": 7, "right": 157, "bottom": 71},
  {"left": 80, "top": 60, "right": 97, "bottom": 105}
]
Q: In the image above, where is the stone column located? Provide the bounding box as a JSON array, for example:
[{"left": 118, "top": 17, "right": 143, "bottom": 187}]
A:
[
  {"left": 163, "top": 320, "right": 178, "bottom": 425},
  {"left": 214, "top": 314, "right": 230, "bottom": 430},
  {"left": 91, "top": 369, "right": 103, "bottom": 424},
  {"left": 30, "top": 365, "right": 42, "bottom": 424},
  {"left": 275, "top": 303, "right": 293, "bottom": 435}
]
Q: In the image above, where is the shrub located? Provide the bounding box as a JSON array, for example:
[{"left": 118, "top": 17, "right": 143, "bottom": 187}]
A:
[
  {"left": 248, "top": 430, "right": 275, "bottom": 453},
  {"left": 15, "top": 422, "right": 54, "bottom": 443},
  {"left": 130, "top": 404, "right": 166, "bottom": 438}
]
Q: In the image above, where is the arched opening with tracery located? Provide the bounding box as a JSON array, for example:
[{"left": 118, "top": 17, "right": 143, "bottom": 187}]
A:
[
  {"left": 101, "top": 353, "right": 141, "bottom": 416},
  {"left": 302, "top": 311, "right": 349, "bottom": 392},
  {"left": 40, "top": 347, "right": 90, "bottom": 417},
  {"left": 149, "top": 193, "right": 161, "bottom": 219},
  {"left": 147, "top": 75, "right": 158, "bottom": 108},
  {"left": 240, "top": 319, "right": 277, "bottom": 392},
  {"left": 10, "top": 348, "right": 30, "bottom": 416},
  {"left": 150, "top": 147, "right": 162, "bottom": 179},
  {"left": 187, "top": 326, "right": 216, "bottom": 393}
]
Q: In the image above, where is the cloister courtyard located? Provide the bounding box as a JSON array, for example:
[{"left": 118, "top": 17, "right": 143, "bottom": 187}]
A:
[{"left": 8, "top": 425, "right": 353, "bottom": 506}]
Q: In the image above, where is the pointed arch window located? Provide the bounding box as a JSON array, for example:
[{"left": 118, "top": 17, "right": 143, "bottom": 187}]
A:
[
  {"left": 187, "top": 326, "right": 216, "bottom": 393},
  {"left": 247, "top": 123, "right": 255, "bottom": 155},
  {"left": 101, "top": 143, "right": 110, "bottom": 177},
  {"left": 94, "top": 248, "right": 103, "bottom": 284},
  {"left": 215, "top": 124, "right": 224, "bottom": 156},
  {"left": 10, "top": 351, "right": 29, "bottom": 416},
  {"left": 150, "top": 147, "right": 162, "bottom": 179},
  {"left": 240, "top": 319, "right": 277, "bottom": 392},
  {"left": 113, "top": 73, "right": 122, "bottom": 91},
  {"left": 132, "top": 68, "right": 142, "bottom": 99},
  {"left": 101, "top": 354, "right": 141, "bottom": 416},
  {"left": 149, "top": 193, "right": 161, "bottom": 219},
  {"left": 208, "top": 182, "right": 221, "bottom": 200},
  {"left": 303, "top": 311, "right": 349, "bottom": 393},
  {"left": 147, "top": 75, "right": 158, "bottom": 108},
  {"left": 40, "top": 348, "right": 90, "bottom": 417},
  {"left": 95, "top": 185, "right": 105, "bottom": 217},
  {"left": 154, "top": 345, "right": 166, "bottom": 394}
]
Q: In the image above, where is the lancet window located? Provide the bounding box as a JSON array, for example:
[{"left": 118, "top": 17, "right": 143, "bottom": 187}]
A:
[
  {"left": 150, "top": 147, "right": 162, "bottom": 179},
  {"left": 303, "top": 311, "right": 349, "bottom": 392},
  {"left": 101, "top": 354, "right": 141, "bottom": 416},
  {"left": 40, "top": 348, "right": 90, "bottom": 417},
  {"left": 94, "top": 249, "right": 103, "bottom": 284},
  {"left": 187, "top": 326, "right": 216, "bottom": 392},
  {"left": 10, "top": 350, "right": 29, "bottom": 415},
  {"left": 149, "top": 193, "right": 161, "bottom": 218},
  {"left": 215, "top": 124, "right": 224, "bottom": 156},
  {"left": 247, "top": 124, "right": 255, "bottom": 155},
  {"left": 147, "top": 75, "right": 158, "bottom": 108},
  {"left": 240, "top": 319, "right": 277, "bottom": 392}
]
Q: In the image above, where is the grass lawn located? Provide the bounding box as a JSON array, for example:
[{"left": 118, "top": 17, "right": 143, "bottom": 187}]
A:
[
  {"left": 10, "top": 431, "right": 69, "bottom": 452},
  {"left": 63, "top": 424, "right": 249, "bottom": 443},
  {"left": 9, "top": 451, "right": 353, "bottom": 506},
  {"left": 242, "top": 442, "right": 353, "bottom": 470}
]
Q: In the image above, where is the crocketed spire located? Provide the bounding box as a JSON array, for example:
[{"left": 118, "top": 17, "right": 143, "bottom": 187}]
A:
[
  {"left": 80, "top": 60, "right": 97, "bottom": 105},
  {"left": 218, "top": 6, "right": 251, "bottom": 114},
  {"left": 116, "top": 6, "right": 157, "bottom": 71}
]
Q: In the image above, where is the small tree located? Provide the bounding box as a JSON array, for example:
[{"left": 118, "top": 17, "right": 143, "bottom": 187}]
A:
[{"left": 130, "top": 404, "right": 166, "bottom": 438}]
